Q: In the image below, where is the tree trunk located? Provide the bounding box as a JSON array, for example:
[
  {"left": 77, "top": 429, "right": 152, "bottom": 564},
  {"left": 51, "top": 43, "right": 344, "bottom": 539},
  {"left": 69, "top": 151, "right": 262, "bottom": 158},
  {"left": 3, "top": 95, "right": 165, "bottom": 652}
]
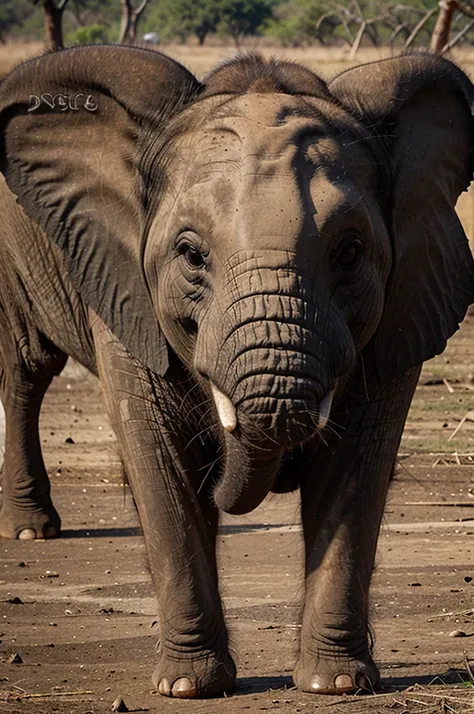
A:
[
  {"left": 348, "top": 21, "right": 367, "bottom": 59},
  {"left": 403, "top": 8, "right": 436, "bottom": 50},
  {"left": 365, "top": 22, "right": 380, "bottom": 47},
  {"left": 120, "top": 0, "right": 149, "bottom": 44},
  {"left": 442, "top": 18, "right": 474, "bottom": 50},
  {"left": 430, "top": 0, "right": 458, "bottom": 52},
  {"left": 43, "top": 0, "right": 66, "bottom": 51}
]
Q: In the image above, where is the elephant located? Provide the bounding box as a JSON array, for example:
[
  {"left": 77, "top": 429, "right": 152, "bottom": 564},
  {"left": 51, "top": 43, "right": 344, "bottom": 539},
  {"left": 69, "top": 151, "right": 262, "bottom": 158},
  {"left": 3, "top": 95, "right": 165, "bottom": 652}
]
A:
[{"left": 0, "top": 45, "right": 473, "bottom": 699}]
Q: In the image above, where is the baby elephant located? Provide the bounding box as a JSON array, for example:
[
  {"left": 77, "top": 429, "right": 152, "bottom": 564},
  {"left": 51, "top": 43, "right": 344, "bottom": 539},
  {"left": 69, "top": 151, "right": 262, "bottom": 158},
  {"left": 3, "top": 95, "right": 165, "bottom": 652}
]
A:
[{"left": 0, "top": 46, "right": 473, "bottom": 698}]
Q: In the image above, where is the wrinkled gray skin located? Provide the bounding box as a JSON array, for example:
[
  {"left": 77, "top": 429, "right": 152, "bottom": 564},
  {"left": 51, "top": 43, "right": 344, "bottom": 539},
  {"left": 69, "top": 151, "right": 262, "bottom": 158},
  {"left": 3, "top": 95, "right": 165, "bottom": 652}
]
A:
[{"left": 0, "top": 47, "right": 473, "bottom": 699}]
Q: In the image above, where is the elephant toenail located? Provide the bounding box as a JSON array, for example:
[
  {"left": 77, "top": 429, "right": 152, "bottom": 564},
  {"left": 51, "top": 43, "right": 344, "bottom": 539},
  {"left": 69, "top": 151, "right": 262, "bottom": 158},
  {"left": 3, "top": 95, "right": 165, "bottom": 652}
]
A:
[
  {"left": 334, "top": 673, "right": 355, "bottom": 691},
  {"left": 44, "top": 526, "right": 57, "bottom": 539},
  {"left": 172, "top": 677, "right": 197, "bottom": 698},
  {"left": 304, "top": 676, "right": 331, "bottom": 693},
  {"left": 18, "top": 528, "right": 36, "bottom": 540},
  {"left": 158, "top": 678, "right": 171, "bottom": 696}
]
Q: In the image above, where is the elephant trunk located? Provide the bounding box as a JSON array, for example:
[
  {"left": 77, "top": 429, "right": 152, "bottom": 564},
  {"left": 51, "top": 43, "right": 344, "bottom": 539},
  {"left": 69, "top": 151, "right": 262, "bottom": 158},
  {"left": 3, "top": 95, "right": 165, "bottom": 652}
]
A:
[
  {"left": 194, "top": 261, "right": 354, "bottom": 515},
  {"left": 213, "top": 426, "right": 283, "bottom": 515}
]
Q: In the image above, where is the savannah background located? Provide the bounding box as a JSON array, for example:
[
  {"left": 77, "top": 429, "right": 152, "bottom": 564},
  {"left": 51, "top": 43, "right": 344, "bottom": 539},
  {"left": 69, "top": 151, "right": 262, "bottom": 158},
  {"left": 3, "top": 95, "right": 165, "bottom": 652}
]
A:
[{"left": 0, "top": 2, "right": 474, "bottom": 713}]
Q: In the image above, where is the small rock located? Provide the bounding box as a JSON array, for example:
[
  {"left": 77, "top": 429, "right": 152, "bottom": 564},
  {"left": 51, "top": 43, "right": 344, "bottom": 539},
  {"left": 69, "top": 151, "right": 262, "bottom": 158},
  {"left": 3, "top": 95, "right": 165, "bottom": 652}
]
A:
[
  {"left": 464, "top": 576, "right": 473, "bottom": 583},
  {"left": 8, "top": 652, "right": 23, "bottom": 664},
  {"left": 65, "top": 437, "right": 75, "bottom": 444},
  {"left": 408, "top": 582, "right": 422, "bottom": 587},
  {"left": 17, "top": 562, "right": 26, "bottom": 568},
  {"left": 449, "top": 629, "right": 468, "bottom": 638},
  {"left": 8, "top": 596, "right": 24, "bottom": 604},
  {"left": 112, "top": 695, "right": 128, "bottom": 712}
]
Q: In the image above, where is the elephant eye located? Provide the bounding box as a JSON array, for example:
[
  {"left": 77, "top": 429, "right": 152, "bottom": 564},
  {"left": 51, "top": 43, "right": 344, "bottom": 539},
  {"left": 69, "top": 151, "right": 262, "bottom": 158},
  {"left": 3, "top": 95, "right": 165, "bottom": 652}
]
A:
[
  {"left": 179, "top": 242, "right": 206, "bottom": 270},
  {"left": 336, "top": 237, "right": 364, "bottom": 269}
]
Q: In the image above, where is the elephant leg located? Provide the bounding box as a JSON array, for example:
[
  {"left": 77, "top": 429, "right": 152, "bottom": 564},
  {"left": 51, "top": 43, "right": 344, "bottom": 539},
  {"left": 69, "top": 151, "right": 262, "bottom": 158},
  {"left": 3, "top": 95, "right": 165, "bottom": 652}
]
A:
[
  {"left": 0, "top": 346, "right": 66, "bottom": 540},
  {"left": 294, "top": 365, "right": 421, "bottom": 694},
  {"left": 92, "top": 318, "right": 235, "bottom": 699}
]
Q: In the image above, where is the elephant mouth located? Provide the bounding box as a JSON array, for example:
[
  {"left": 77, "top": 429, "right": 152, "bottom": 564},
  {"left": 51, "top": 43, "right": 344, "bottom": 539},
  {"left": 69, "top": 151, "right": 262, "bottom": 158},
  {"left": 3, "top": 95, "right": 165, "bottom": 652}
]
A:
[
  {"left": 210, "top": 382, "right": 336, "bottom": 515},
  {"left": 210, "top": 381, "right": 335, "bottom": 437}
]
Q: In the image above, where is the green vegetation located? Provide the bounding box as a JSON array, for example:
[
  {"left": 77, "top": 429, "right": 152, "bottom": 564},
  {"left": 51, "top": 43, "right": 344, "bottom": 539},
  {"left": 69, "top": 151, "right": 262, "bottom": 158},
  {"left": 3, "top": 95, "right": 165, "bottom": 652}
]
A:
[
  {"left": 143, "top": 0, "right": 221, "bottom": 44},
  {"left": 66, "top": 22, "right": 109, "bottom": 45},
  {"left": 0, "top": 0, "right": 473, "bottom": 50}
]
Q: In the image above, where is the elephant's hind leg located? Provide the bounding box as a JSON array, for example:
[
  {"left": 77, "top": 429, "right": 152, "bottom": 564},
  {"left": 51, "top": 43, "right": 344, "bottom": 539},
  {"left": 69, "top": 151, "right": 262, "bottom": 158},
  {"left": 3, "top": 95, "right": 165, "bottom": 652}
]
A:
[{"left": 0, "top": 340, "right": 66, "bottom": 540}]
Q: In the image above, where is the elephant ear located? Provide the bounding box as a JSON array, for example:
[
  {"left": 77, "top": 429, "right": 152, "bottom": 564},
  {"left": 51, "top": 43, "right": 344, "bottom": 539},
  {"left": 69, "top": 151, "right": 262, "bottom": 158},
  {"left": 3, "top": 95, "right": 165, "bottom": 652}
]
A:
[
  {"left": 330, "top": 53, "right": 474, "bottom": 383},
  {"left": 0, "top": 45, "right": 201, "bottom": 375}
]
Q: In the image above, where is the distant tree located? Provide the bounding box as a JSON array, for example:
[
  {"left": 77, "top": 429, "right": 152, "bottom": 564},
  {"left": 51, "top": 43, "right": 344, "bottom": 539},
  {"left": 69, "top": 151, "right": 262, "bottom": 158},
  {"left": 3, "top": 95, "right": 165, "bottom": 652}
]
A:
[
  {"left": 145, "top": 0, "right": 220, "bottom": 45},
  {"left": 430, "top": 0, "right": 474, "bottom": 51},
  {"left": 264, "top": 0, "right": 339, "bottom": 47},
  {"left": 265, "top": 0, "right": 450, "bottom": 51},
  {"left": 218, "top": 0, "right": 275, "bottom": 46},
  {"left": 69, "top": 0, "right": 121, "bottom": 28},
  {"left": 32, "top": 0, "right": 70, "bottom": 50},
  {"left": 120, "top": 0, "right": 149, "bottom": 43},
  {"left": 0, "top": 1, "right": 35, "bottom": 43}
]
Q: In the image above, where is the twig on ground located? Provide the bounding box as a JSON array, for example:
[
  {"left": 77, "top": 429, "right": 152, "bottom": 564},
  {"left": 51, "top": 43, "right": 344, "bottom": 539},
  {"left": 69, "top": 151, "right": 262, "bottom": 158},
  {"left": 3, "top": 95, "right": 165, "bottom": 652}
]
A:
[
  {"left": 449, "top": 411, "right": 474, "bottom": 441},
  {"left": 17, "top": 690, "right": 94, "bottom": 699},
  {"left": 465, "top": 654, "right": 474, "bottom": 684},
  {"left": 404, "top": 501, "right": 474, "bottom": 507},
  {"left": 443, "top": 378, "right": 455, "bottom": 394},
  {"left": 428, "top": 608, "right": 474, "bottom": 620}
]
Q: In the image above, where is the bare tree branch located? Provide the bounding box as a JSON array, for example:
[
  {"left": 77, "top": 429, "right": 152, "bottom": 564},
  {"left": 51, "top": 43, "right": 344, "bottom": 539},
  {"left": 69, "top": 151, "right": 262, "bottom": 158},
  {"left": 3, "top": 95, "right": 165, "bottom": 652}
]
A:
[
  {"left": 120, "top": 0, "right": 150, "bottom": 44},
  {"left": 404, "top": 7, "right": 436, "bottom": 49},
  {"left": 316, "top": 12, "right": 338, "bottom": 31},
  {"left": 135, "top": 0, "right": 149, "bottom": 17},
  {"left": 389, "top": 21, "right": 409, "bottom": 47},
  {"left": 348, "top": 20, "right": 367, "bottom": 59},
  {"left": 442, "top": 17, "right": 474, "bottom": 49},
  {"left": 430, "top": 0, "right": 458, "bottom": 51}
]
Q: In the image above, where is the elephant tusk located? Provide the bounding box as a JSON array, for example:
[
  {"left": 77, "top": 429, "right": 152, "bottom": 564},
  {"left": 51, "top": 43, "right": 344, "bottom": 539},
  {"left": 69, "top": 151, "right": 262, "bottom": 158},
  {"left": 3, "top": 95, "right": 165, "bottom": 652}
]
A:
[
  {"left": 210, "top": 382, "right": 237, "bottom": 433},
  {"left": 318, "top": 390, "right": 335, "bottom": 429}
]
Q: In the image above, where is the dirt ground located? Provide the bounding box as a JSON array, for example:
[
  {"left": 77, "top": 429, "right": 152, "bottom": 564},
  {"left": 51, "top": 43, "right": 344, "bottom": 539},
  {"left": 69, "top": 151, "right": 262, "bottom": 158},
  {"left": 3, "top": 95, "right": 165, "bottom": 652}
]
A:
[{"left": 0, "top": 315, "right": 473, "bottom": 714}]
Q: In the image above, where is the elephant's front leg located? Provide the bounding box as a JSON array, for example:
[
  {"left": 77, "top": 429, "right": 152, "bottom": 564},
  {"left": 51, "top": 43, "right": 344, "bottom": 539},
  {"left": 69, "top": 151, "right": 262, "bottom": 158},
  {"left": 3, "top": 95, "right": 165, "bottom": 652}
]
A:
[
  {"left": 294, "top": 365, "right": 421, "bottom": 694},
  {"left": 92, "top": 319, "right": 235, "bottom": 698}
]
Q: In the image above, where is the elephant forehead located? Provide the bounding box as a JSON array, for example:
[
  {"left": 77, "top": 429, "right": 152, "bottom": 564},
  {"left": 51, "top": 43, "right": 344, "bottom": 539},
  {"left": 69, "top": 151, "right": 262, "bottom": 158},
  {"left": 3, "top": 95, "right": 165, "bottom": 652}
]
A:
[
  {"left": 172, "top": 107, "right": 345, "bottom": 228},
  {"left": 175, "top": 93, "right": 374, "bottom": 197},
  {"left": 154, "top": 95, "right": 378, "bottom": 252},
  {"left": 187, "top": 96, "right": 340, "bottom": 176}
]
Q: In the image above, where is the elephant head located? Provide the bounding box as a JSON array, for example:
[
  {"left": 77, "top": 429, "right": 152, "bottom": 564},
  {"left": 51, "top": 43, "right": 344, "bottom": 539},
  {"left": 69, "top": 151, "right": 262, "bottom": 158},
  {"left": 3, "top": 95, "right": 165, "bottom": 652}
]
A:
[{"left": 0, "top": 48, "right": 473, "bottom": 514}]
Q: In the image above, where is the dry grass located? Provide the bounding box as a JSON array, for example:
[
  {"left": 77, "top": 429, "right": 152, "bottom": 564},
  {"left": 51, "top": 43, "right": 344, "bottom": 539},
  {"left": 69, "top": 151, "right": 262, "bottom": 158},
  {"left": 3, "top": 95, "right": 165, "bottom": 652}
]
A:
[{"left": 2, "top": 40, "right": 474, "bottom": 80}]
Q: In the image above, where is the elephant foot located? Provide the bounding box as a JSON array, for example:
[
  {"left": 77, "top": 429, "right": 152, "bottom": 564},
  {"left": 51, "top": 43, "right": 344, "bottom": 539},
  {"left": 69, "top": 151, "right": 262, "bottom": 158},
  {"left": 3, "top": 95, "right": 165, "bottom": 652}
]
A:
[
  {"left": 152, "top": 648, "right": 236, "bottom": 698},
  {"left": 0, "top": 499, "right": 61, "bottom": 540},
  {"left": 293, "top": 655, "right": 379, "bottom": 694}
]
